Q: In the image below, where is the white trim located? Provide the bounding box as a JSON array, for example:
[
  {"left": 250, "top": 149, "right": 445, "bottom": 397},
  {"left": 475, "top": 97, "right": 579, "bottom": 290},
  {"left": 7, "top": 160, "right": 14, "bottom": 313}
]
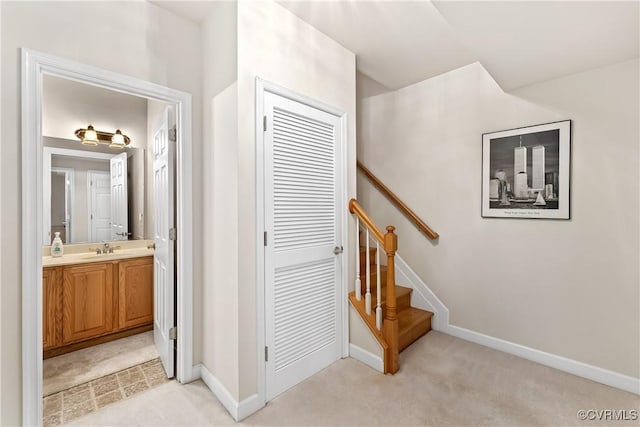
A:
[
  {"left": 21, "top": 49, "right": 195, "bottom": 425},
  {"left": 237, "top": 393, "right": 264, "bottom": 421},
  {"left": 197, "top": 364, "right": 265, "bottom": 422},
  {"left": 393, "top": 252, "right": 640, "bottom": 395},
  {"left": 349, "top": 344, "right": 383, "bottom": 373},
  {"left": 45, "top": 146, "right": 116, "bottom": 161},
  {"left": 395, "top": 253, "right": 449, "bottom": 331},
  {"left": 339, "top": 114, "right": 350, "bottom": 359},
  {"left": 255, "top": 78, "right": 350, "bottom": 407}
]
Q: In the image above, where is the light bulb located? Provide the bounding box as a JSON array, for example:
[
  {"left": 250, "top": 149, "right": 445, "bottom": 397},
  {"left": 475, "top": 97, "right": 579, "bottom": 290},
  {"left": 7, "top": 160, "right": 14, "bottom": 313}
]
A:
[
  {"left": 82, "top": 125, "right": 98, "bottom": 146},
  {"left": 109, "top": 129, "right": 126, "bottom": 149}
]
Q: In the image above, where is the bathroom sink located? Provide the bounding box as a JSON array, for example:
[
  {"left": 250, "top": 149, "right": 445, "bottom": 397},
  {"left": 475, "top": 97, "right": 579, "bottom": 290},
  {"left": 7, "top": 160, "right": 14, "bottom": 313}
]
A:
[{"left": 79, "top": 253, "right": 108, "bottom": 260}]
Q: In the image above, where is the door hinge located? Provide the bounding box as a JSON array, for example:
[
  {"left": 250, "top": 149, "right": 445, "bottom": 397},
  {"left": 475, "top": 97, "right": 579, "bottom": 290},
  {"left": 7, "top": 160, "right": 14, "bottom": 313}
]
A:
[
  {"left": 169, "top": 327, "right": 177, "bottom": 340},
  {"left": 265, "top": 346, "right": 268, "bottom": 362},
  {"left": 169, "top": 227, "right": 177, "bottom": 241},
  {"left": 169, "top": 126, "right": 177, "bottom": 142},
  {"left": 264, "top": 231, "right": 268, "bottom": 246},
  {"left": 263, "top": 115, "right": 267, "bottom": 132}
]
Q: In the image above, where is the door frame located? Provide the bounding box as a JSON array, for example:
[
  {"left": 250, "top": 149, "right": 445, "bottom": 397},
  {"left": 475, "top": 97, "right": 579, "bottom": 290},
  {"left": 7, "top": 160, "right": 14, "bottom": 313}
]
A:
[
  {"left": 255, "top": 78, "right": 350, "bottom": 407},
  {"left": 21, "top": 49, "right": 195, "bottom": 425}
]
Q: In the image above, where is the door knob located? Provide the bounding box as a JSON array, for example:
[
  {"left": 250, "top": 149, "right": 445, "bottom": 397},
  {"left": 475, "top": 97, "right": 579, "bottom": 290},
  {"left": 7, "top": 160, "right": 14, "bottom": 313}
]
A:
[{"left": 333, "top": 246, "right": 343, "bottom": 255}]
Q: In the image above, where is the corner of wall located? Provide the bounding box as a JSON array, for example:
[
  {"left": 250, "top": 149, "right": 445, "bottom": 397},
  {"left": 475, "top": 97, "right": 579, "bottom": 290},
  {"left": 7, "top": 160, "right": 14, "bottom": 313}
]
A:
[
  {"left": 348, "top": 305, "right": 384, "bottom": 372},
  {"left": 198, "top": 364, "right": 264, "bottom": 422}
]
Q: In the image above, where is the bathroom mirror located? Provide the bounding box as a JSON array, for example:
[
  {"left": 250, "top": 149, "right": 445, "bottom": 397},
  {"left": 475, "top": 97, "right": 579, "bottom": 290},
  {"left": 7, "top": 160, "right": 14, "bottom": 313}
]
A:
[
  {"left": 41, "top": 74, "right": 162, "bottom": 246},
  {"left": 43, "top": 141, "right": 147, "bottom": 245}
]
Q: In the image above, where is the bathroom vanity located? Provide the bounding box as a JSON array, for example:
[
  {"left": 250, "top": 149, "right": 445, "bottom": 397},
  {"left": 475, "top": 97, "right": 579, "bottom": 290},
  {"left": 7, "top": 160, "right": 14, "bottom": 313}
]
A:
[{"left": 42, "top": 244, "right": 154, "bottom": 358}]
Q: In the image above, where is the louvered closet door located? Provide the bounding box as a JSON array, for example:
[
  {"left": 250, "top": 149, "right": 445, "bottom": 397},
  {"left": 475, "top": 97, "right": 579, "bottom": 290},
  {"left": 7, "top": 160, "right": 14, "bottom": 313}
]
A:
[{"left": 264, "top": 91, "right": 343, "bottom": 400}]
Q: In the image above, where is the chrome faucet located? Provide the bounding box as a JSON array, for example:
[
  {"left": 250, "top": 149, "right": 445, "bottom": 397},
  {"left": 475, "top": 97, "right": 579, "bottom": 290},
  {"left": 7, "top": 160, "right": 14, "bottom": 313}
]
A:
[{"left": 102, "top": 242, "right": 114, "bottom": 254}]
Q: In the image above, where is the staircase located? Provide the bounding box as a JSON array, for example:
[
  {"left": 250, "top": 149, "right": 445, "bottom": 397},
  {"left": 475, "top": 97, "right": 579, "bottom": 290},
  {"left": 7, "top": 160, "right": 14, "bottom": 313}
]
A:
[
  {"left": 348, "top": 199, "right": 433, "bottom": 374},
  {"left": 354, "top": 246, "right": 433, "bottom": 352}
]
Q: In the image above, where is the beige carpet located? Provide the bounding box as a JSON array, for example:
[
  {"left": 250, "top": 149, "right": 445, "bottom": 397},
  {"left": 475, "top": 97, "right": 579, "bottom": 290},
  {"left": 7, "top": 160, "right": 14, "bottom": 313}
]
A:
[
  {"left": 44, "top": 331, "right": 159, "bottom": 396},
  {"left": 69, "top": 331, "right": 638, "bottom": 426}
]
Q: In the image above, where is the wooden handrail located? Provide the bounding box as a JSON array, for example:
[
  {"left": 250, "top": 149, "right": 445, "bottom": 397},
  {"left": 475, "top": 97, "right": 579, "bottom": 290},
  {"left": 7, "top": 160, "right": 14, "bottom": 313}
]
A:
[
  {"left": 349, "top": 199, "right": 384, "bottom": 243},
  {"left": 357, "top": 161, "right": 439, "bottom": 240}
]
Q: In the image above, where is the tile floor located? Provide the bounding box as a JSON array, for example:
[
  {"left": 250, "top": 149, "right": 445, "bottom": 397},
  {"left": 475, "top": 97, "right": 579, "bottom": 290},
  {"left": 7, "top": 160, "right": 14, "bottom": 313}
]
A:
[
  {"left": 43, "top": 358, "right": 170, "bottom": 426},
  {"left": 44, "top": 331, "right": 158, "bottom": 396}
]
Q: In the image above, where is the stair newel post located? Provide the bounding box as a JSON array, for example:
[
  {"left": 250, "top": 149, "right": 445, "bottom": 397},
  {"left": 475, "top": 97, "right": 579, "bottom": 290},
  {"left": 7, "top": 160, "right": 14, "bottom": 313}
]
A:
[
  {"left": 375, "top": 240, "right": 382, "bottom": 331},
  {"left": 355, "top": 218, "right": 361, "bottom": 301},
  {"left": 365, "top": 230, "right": 372, "bottom": 315},
  {"left": 383, "top": 225, "right": 399, "bottom": 374}
]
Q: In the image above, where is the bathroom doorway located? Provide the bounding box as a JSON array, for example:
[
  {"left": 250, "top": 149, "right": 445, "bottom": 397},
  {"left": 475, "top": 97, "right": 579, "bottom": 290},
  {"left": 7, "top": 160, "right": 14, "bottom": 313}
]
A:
[{"left": 21, "top": 49, "right": 195, "bottom": 425}]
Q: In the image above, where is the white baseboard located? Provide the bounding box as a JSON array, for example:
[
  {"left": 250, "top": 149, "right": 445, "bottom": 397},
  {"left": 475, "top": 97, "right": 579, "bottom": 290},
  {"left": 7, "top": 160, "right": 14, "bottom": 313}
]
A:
[
  {"left": 238, "top": 393, "right": 263, "bottom": 421},
  {"left": 394, "top": 253, "right": 640, "bottom": 395},
  {"left": 196, "top": 364, "right": 265, "bottom": 421},
  {"left": 349, "top": 343, "right": 383, "bottom": 373}
]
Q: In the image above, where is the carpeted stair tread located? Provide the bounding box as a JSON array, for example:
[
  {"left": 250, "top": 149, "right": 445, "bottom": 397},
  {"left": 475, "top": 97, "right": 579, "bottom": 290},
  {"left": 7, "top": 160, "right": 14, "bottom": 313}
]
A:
[{"left": 398, "top": 307, "right": 433, "bottom": 352}]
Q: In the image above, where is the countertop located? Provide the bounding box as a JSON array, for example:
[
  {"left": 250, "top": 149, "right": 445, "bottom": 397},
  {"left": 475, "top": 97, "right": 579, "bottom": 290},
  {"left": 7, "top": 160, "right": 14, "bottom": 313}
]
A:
[{"left": 43, "top": 246, "right": 154, "bottom": 267}]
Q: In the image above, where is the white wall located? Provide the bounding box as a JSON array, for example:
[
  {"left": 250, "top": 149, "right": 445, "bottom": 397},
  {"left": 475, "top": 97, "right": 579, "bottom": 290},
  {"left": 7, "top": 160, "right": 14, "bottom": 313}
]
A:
[
  {"left": 236, "top": 0, "right": 357, "bottom": 400},
  {"left": 201, "top": 0, "right": 240, "bottom": 400},
  {"left": 357, "top": 59, "right": 639, "bottom": 378},
  {"left": 0, "top": 2, "right": 202, "bottom": 423},
  {"left": 42, "top": 75, "right": 148, "bottom": 149}
]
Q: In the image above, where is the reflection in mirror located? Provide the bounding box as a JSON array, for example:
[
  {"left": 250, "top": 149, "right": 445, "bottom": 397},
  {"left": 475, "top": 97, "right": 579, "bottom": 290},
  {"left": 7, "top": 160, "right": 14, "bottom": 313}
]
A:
[
  {"left": 42, "top": 74, "right": 173, "bottom": 247},
  {"left": 50, "top": 168, "right": 73, "bottom": 243},
  {"left": 43, "top": 143, "right": 146, "bottom": 245}
]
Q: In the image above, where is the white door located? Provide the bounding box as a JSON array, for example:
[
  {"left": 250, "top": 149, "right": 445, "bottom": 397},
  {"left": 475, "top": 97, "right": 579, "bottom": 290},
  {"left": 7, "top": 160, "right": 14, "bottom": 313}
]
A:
[
  {"left": 153, "top": 106, "right": 176, "bottom": 378},
  {"left": 264, "top": 91, "right": 343, "bottom": 400},
  {"left": 110, "top": 152, "right": 129, "bottom": 241},
  {"left": 88, "top": 171, "right": 111, "bottom": 242}
]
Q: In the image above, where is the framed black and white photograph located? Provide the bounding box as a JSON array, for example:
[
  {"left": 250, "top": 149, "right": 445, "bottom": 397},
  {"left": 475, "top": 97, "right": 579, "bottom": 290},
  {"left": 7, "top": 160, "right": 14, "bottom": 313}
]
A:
[{"left": 482, "top": 120, "right": 571, "bottom": 219}]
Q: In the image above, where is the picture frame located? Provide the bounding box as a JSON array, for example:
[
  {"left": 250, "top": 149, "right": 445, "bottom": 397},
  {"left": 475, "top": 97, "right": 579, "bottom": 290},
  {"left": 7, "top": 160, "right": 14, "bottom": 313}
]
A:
[{"left": 482, "top": 120, "right": 571, "bottom": 219}]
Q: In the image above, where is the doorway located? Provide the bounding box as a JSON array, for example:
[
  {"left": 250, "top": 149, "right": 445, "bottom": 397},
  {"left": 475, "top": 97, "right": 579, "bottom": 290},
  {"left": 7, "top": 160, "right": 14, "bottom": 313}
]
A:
[
  {"left": 258, "top": 81, "right": 348, "bottom": 401},
  {"left": 21, "top": 49, "right": 195, "bottom": 425}
]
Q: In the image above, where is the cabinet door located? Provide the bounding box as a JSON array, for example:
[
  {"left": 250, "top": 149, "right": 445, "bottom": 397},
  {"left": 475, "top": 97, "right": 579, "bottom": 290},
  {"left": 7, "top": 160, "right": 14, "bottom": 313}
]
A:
[
  {"left": 43, "top": 267, "right": 62, "bottom": 349},
  {"left": 118, "top": 257, "right": 153, "bottom": 329},
  {"left": 62, "top": 262, "right": 114, "bottom": 343}
]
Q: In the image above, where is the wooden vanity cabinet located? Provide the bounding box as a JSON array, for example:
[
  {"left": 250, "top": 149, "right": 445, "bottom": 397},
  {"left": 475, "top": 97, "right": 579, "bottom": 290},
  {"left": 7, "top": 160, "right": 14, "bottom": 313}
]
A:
[
  {"left": 62, "top": 262, "right": 114, "bottom": 343},
  {"left": 42, "top": 256, "right": 153, "bottom": 358},
  {"left": 43, "top": 267, "right": 62, "bottom": 350},
  {"left": 118, "top": 257, "right": 154, "bottom": 329}
]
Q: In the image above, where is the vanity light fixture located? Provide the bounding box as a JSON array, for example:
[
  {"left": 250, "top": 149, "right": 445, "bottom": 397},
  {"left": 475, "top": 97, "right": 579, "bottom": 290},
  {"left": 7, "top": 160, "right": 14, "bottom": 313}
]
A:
[{"left": 74, "top": 125, "right": 131, "bottom": 149}]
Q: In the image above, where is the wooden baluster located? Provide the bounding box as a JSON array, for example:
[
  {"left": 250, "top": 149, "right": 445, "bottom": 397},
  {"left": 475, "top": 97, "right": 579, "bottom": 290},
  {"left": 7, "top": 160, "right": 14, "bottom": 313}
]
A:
[
  {"left": 383, "top": 226, "right": 399, "bottom": 374},
  {"left": 355, "top": 218, "right": 361, "bottom": 301},
  {"left": 365, "top": 229, "right": 371, "bottom": 315},
  {"left": 375, "top": 240, "right": 382, "bottom": 330}
]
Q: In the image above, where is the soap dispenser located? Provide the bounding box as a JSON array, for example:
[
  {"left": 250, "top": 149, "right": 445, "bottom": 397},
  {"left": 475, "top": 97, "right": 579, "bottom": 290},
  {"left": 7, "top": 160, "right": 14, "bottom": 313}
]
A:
[{"left": 51, "top": 232, "right": 64, "bottom": 257}]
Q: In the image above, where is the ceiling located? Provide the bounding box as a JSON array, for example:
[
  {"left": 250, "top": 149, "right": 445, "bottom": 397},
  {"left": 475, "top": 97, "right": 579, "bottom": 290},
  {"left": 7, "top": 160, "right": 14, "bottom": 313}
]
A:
[{"left": 150, "top": 0, "right": 639, "bottom": 91}]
